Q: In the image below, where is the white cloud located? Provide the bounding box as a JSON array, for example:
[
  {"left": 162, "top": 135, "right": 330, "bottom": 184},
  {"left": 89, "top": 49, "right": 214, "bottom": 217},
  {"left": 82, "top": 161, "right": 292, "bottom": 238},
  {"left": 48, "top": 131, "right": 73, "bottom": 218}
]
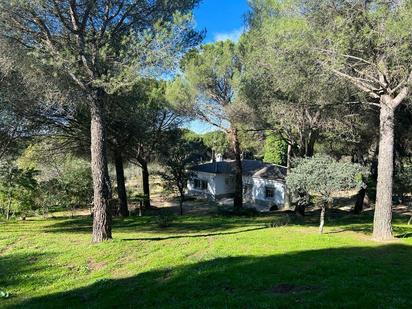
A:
[{"left": 213, "top": 28, "right": 244, "bottom": 42}]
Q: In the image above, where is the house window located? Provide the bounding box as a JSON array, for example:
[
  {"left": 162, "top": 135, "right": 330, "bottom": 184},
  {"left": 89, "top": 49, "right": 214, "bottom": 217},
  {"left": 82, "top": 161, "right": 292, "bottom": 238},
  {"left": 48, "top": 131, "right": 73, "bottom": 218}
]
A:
[
  {"left": 201, "top": 180, "right": 208, "bottom": 190},
  {"left": 265, "top": 187, "right": 275, "bottom": 199},
  {"left": 194, "top": 179, "right": 208, "bottom": 191}
]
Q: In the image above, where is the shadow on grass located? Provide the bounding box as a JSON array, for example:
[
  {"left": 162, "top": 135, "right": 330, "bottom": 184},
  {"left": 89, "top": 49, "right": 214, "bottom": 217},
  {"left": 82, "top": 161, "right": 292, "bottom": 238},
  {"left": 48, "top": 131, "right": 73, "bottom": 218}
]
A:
[
  {"left": 121, "top": 226, "right": 267, "bottom": 241},
  {"left": 0, "top": 252, "right": 54, "bottom": 290},
  {"left": 396, "top": 232, "right": 412, "bottom": 239},
  {"left": 289, "top": 208, "right": 412, "bottom": 237},
  {"left": 38, "top": 214, "right": 268, "bottom": 236},
  {"left": 3, "top": 206, "right": 411, "bottom": 239},
  {"left": 13, "top": 245, "right": 412, "bottom": 308}
]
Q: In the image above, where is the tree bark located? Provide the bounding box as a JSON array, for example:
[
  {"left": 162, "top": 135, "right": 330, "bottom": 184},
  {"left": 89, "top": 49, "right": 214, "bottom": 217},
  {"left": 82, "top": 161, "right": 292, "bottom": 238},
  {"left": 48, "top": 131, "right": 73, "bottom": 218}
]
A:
[
  {"left": 297, "top": 131, "right": 317, "bottom": 158},
  {"left": 6, "top": 194, "right": 11, "bottom": 220},
  {"left": 90, "top": 89, "right": 112, "bottom": 243},
  {"left": 354, "top": 186, "right": 366, "bottom": 215},
  {"left": 319, "top": 203, "right": 326, "bottom": 234},
  {"left": 373, "top": 98, "right": 395, "bottom": 241},
  {"left": 230, "top": 127, "right": 243, "bottom": 211},
  {"left": 114, "top": 149, "right": 129, "bottom": 217},
  {"left": 138, "top": 157, "right": 151, "bottom": 209},
  {"left": 284, "top": 144, "right": 292, "bottom": 210},
  {"left": 306, "top": 133, "right": 316, "bottom": 158},
  {"left": 179, "top": 195, "right": 184, "bottom": 216}
]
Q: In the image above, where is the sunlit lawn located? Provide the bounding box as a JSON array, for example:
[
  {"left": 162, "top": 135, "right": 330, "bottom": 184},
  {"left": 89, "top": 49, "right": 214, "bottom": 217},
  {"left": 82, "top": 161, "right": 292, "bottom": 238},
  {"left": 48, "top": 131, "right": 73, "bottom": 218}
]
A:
[{"left": 1, "top": 210, "right": 412, "bottom": 308}]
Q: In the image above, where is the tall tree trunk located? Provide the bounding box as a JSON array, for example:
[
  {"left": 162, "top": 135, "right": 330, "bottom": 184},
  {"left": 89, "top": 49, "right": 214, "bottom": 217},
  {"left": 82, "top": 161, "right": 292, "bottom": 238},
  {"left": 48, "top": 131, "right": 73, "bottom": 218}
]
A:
[
  {"left": 354, "top": 186, "right": 366, "bottom": 215},
  {"left": 114, "top": 149, "right": 129, "bottom": 217},
  {"left": 6, "top": 193, "right": 11, "bottom": 220},
  {"left": 230, "top": 127, "right": 243, "bottom": 211},
  {"left": 90, "top": 89, "right": 112, "bottom": 243},
  {"left": 138, "top": 157, "right": 151, "bottom": 209},
  {"left": 373, "top": 98, "right": 395, "bottom": 241},
  {"left": 179, "top": 190, "right": 184, "bottom": 216},
  {"left": 284, "top": 144, "right": 292, "bottom": 210}
]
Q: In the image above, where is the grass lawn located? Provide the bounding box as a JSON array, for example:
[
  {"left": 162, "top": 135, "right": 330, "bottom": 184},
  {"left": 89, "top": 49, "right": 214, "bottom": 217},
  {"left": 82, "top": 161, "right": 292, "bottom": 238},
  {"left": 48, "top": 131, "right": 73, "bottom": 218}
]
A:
[{"left": 1, "top": 210, "right": 412, "bottom": 308}]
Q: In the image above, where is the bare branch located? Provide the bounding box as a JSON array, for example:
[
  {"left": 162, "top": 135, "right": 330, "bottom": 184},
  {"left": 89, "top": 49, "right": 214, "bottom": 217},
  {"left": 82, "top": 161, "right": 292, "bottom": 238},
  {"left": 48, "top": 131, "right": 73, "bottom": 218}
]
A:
[
  {"left": 330, "top": 68, "right": 380, "bottom": 99},
  {"left": 393, "top": 70, "right": 412, "bottom": 107}
]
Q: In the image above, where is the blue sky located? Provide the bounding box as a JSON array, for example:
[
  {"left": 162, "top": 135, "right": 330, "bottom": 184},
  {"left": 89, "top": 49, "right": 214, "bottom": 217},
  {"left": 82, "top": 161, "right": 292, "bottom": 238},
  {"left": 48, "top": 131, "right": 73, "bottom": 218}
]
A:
[
  {"left": 195, "top": 0, "right": 250, "bottom": 43},
  {"left": 185, "top": 0, "right": 250, "bottom": 134}
]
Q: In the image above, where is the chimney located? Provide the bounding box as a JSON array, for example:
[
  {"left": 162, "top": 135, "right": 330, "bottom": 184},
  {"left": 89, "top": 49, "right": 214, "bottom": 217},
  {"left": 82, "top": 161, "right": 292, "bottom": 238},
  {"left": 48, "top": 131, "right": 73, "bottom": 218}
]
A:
[{"left": 215, "top": 153, "right": 223, "bottom": 162}]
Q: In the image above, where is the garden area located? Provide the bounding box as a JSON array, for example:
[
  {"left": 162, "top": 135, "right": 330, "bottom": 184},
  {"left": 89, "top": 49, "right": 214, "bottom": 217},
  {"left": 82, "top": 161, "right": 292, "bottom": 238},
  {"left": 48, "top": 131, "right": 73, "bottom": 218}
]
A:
[
  {"left": 1, "top": 208, "right": 412, "bottom": 308},
  {"left": 2, "top": 0, "right": 412, "bottom": 307}
]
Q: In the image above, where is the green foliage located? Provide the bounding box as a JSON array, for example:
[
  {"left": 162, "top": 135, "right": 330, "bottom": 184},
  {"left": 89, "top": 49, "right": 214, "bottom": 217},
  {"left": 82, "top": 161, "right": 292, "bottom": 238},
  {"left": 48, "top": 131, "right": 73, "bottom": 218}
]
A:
[
  {"left": 394, "top": 165, "right": 412, "bottom": 199},
  {"left": 17, "top": 142, "right": 93, "bottom": 213},
  {"left": 58, "top": 158, "right": 93, "bottom": 209},
  {"left": 182, "top": 130, "right": 230, "bottom": 159},
  {"left": 304, "top": 0, "right": 412, "bottom": 101},
  {"left": 0, "top": 162, "right": 38, "bottom": 218},
  {"left": 182, "top": 130, "right": 203, "bottom": 143},
  {"left": 240, "top": 1, "right": 354, "bottom": 158},
  {"left": 286, "top": 155, "right": 365, "bottom": 201},
  {"left": 156, "top": 209, "right": 176, "bottom": 228},
  {"left": 168, "top": 40, "right": 242, "bottom": 130},
  {"left": 263, "top": 133, "right": 287, "bottom": 165},
  {"left": 237, "top": 128, "right": 264, "bottom": 158},
  {"left": 158, "top": 131, "right": 205, "bottom": 197},
  {"left": 202, "top": 131, "right": 229, "bottom": 155},
  {"left": 0, "top": 1, "right": 203, "bottom": 95}
]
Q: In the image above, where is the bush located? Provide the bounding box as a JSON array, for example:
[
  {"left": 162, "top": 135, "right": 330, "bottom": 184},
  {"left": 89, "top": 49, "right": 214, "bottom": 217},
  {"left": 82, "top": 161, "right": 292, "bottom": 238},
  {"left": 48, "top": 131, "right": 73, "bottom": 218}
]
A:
[
  {"left": 0, "top": 162, "right": 38, "bottom": 219},
  {"left": 156, "top": 209, "right": 176, "bottom": 228},
  {"left": 18, "top": 142, "right": 93, "bottom": 214}
]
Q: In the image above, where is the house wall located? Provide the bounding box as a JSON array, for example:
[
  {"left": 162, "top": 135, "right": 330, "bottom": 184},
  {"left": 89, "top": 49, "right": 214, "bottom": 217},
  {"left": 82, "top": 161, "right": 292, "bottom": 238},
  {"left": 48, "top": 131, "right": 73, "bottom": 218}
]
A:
[
  {"left": 243, "top": 176, "right": 285, "bottom": 209},
  {"left": 187, "top": 171, "right": 285, "bottom": 209},
  {"left": 187, "top": 171, "right": 215, "bottom": 198},
  {"left": 187, "top": 172, "right": 235, "bottom": 199},
  {"left": 215, "top": 175, "right": 235, "bottom": 197}
]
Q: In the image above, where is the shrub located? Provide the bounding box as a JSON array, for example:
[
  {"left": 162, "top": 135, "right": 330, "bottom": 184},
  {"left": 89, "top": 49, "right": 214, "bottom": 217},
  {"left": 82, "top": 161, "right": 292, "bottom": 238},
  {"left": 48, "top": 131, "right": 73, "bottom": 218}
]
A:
[
  {"left": 156, "top": 209, "right": 176, "bottom": 228},
  {"left": 0, "top": 162, "right": 38, "bottom": 219},
  {"left": 286, "top": 155, "right": 365, "bottom": 233},
  {"left": 17, "top": 142, "right": 93, "bottom": 214}
]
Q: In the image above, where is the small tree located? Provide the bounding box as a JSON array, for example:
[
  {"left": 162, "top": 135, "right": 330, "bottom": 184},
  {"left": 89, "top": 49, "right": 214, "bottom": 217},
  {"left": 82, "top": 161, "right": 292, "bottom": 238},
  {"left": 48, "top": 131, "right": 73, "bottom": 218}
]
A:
[
  {"left": 286, "top": 155, "right": 364, "bottom": 234},
  {"left": 158, "top": 132, "right": 204, "bottom": 216}
]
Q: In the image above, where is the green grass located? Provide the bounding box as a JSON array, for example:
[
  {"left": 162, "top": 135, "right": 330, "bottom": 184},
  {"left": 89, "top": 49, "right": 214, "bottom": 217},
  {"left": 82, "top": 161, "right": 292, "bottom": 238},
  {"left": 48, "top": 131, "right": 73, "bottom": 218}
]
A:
[{"left": 1, "top": 211, "right": 412, "bottom": 308}]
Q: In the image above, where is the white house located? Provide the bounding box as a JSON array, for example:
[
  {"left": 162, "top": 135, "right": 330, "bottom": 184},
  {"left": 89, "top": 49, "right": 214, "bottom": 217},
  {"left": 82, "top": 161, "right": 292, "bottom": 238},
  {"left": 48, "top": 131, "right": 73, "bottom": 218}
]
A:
[{"left": 187, "top": 160, "right": 287, "bottom": 210}]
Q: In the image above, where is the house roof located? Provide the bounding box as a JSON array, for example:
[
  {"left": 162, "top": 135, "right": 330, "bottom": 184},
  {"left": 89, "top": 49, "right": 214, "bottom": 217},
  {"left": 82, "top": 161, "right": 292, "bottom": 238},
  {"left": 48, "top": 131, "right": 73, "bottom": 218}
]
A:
[{"left": 190, "top": 160, "right": 287, "bottom": 181}]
